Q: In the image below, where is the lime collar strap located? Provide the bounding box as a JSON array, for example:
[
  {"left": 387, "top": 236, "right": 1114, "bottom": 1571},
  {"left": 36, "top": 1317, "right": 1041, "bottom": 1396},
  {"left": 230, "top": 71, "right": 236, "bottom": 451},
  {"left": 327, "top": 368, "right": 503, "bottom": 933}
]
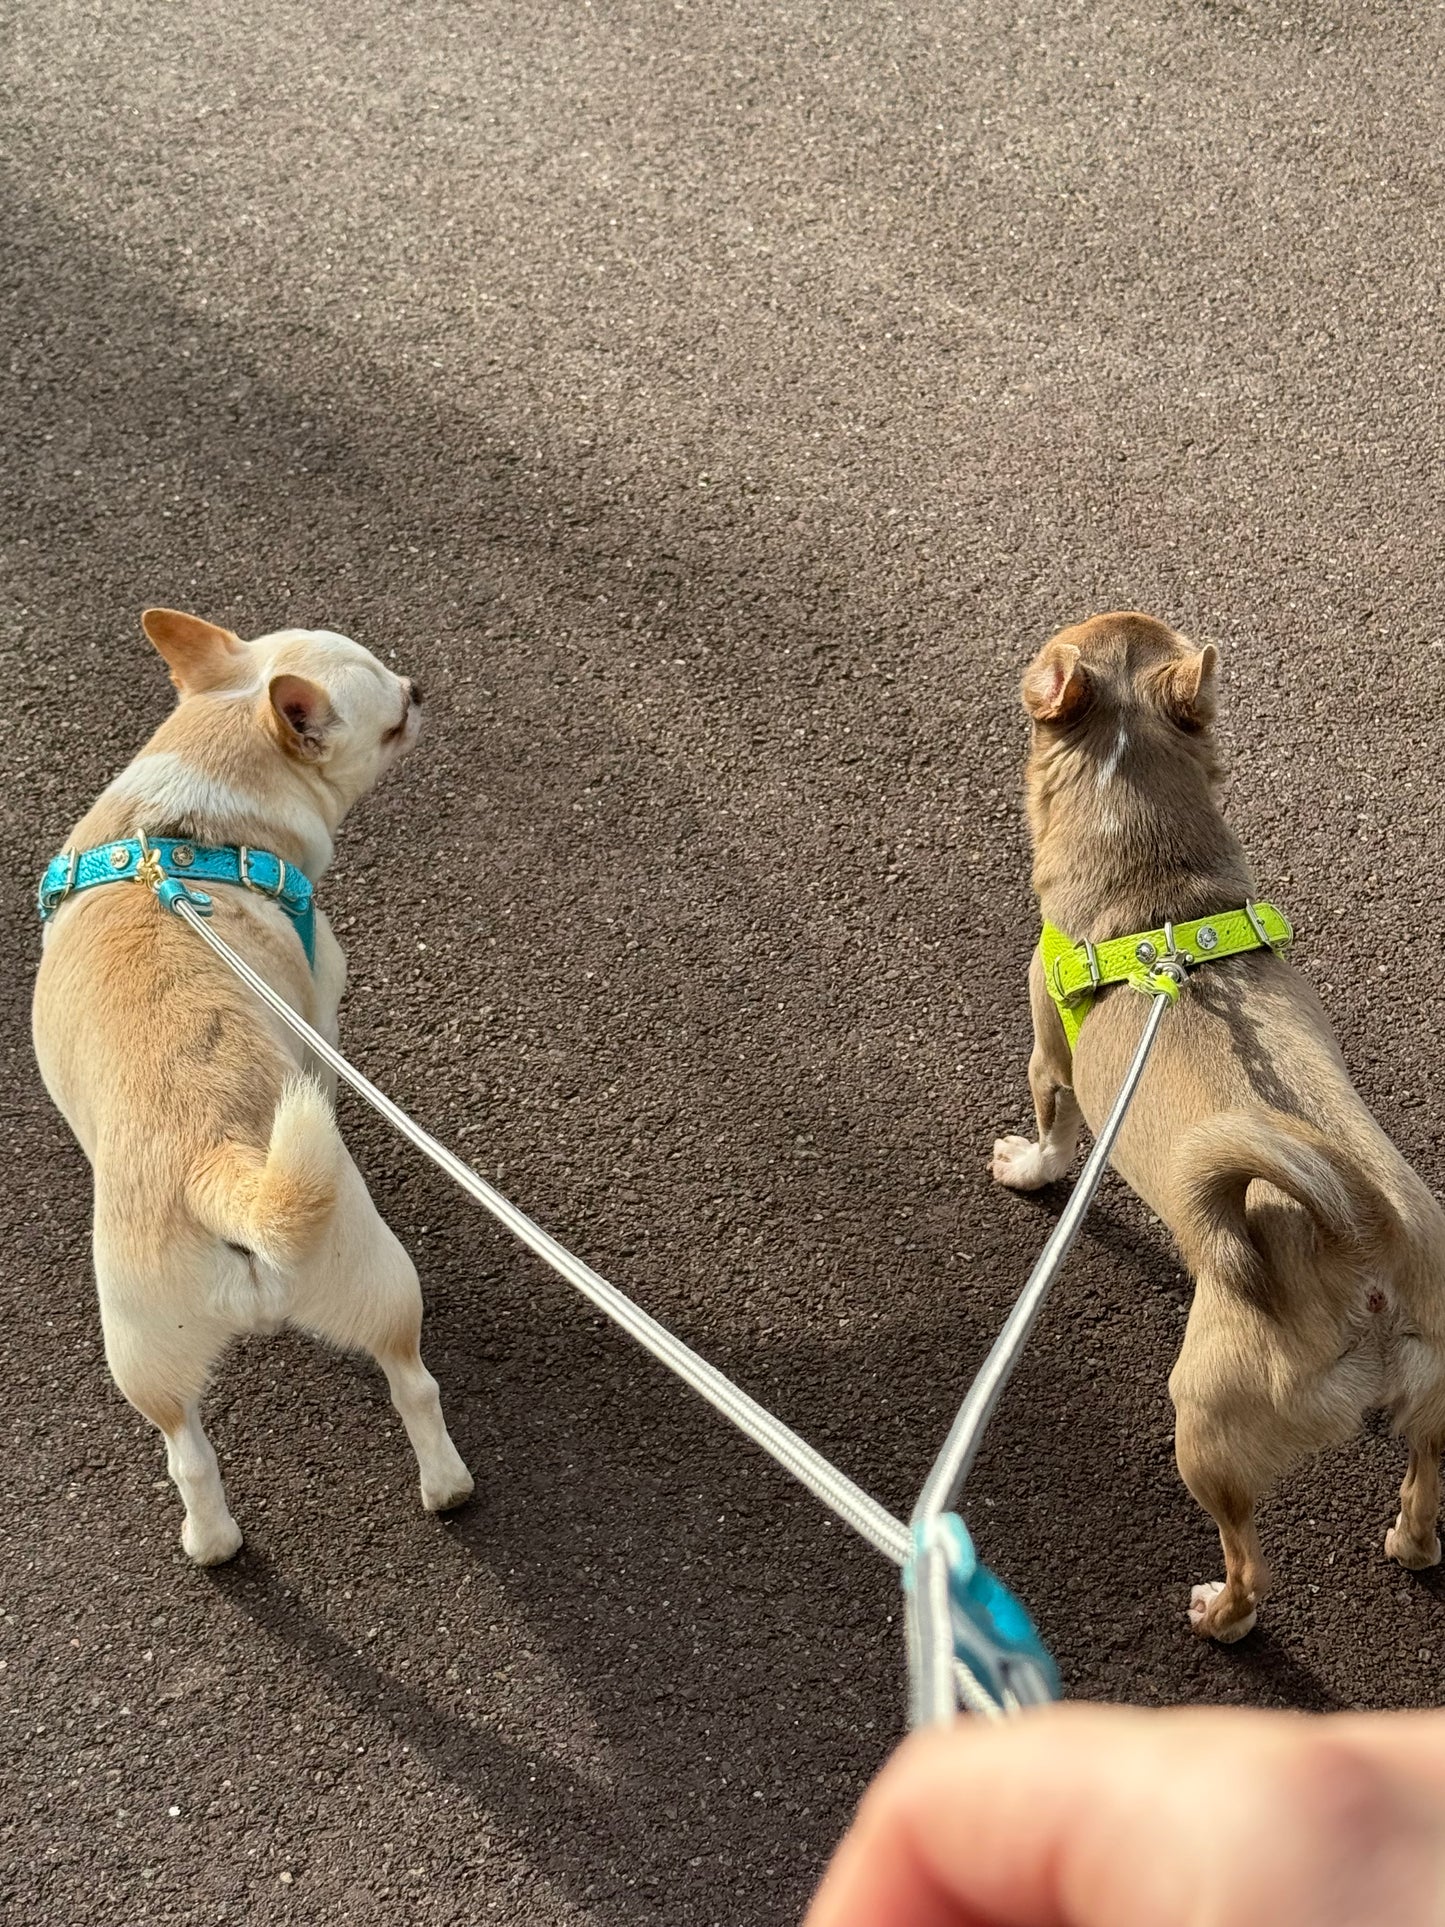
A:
[{"left": 1040, "top": 900, "right": 1293, "bottom": 1049}]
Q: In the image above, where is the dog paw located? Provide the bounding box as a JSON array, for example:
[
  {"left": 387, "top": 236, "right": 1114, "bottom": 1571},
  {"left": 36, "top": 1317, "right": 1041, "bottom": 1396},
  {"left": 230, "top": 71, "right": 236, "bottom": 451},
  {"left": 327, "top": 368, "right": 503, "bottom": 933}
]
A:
[
  {"left": 991, "top": 1135, "right": 1055, "bottom": 1190},
  {"left": 183, "top": 1512, "right": 243, "bottom": 1567},
  {"left": 421, "top": 1456, "right": 475, "bottom": 1515},
  {"left": 1188, "top": 1579, "right": 1257, "bottom": 1643},
  {"left": 1385, "top": 1514, "right": 1442, "bottom": 1570}
]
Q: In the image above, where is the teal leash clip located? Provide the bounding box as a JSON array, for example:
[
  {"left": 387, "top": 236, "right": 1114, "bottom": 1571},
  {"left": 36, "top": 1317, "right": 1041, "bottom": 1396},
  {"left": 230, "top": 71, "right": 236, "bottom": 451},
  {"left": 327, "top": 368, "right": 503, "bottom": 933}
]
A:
[
  {"left": 154, "top": 874, "right": 214, "bottom": 918},
  {"left": 904, "top": 1514, "right": 1060, "bottom": 1720}
]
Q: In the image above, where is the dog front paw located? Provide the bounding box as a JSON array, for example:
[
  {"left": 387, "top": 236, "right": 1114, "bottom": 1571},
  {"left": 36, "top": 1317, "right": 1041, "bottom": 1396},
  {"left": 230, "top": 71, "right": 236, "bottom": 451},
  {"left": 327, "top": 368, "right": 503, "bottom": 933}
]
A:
[
  {"left": 1385, "top": 1513, "right": 1442, "bottom": 1570},
  {"left": 991, "top": 1134, "right": 1056, "bottom": 1190},
  {"left": 1188, "top": 1578, "right": 1257, "bottom": 1643}
]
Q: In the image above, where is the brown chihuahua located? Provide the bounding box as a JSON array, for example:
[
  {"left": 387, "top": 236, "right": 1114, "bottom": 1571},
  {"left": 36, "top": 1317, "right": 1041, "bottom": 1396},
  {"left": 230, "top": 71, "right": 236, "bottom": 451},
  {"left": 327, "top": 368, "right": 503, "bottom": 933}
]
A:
[{"left": 992, "top": 611, "right": 1445, "bottom": 1640}]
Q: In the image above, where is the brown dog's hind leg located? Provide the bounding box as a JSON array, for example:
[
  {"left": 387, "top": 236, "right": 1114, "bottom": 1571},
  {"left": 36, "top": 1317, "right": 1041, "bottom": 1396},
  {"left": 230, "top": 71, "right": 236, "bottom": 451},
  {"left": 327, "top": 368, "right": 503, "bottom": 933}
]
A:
[
  {"left": 992, "top": 957, "right": 1081, "bottom": 1190},
  {"left": 1386, "top": 1431, "right": 1444, "bottom": 1570},
  {"left": 1172, "top": 1318, "right": 1288, "bottom": 1642},
  {"left": 1181, "top": 1483, "right": 1270, "bottom": 1643}
]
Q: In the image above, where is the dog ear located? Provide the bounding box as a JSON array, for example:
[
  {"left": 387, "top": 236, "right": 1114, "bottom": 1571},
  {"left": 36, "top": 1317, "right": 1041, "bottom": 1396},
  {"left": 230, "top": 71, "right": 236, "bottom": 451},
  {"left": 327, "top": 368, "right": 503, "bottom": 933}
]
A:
[
  {"left": 1022, "top": 643, "right": 1091, "bottom": 723},
  {"left": 141, "top": 607, "right": 248, "bottom": 695},
  {"left": 1155, "top": 645, "right": 1218, "bottom": 730},
  {"left": 268, "top": 673, "right": 336, "bottom": 761}
]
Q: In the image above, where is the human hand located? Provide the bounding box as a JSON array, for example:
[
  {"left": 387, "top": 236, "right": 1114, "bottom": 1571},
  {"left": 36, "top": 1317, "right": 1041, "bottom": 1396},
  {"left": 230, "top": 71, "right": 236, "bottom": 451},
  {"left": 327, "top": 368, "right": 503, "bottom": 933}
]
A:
[{"left": 805, "top": 1703, "right": 1445, "bottom": 1926}]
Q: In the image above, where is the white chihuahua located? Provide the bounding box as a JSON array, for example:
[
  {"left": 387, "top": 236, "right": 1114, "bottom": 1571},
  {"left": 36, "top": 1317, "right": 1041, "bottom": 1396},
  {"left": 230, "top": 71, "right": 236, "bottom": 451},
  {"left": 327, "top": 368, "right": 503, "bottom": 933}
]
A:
[{"left": 32, "top": 608, "right": 473, "bottom": 1564}]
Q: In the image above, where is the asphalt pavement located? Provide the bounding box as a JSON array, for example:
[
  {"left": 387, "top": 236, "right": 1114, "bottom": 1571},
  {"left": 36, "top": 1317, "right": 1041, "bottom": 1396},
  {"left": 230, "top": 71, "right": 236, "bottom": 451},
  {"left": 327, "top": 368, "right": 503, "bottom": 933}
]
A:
[{"left": 2, "top": 2, "right": 1443, "bottom": 1921}]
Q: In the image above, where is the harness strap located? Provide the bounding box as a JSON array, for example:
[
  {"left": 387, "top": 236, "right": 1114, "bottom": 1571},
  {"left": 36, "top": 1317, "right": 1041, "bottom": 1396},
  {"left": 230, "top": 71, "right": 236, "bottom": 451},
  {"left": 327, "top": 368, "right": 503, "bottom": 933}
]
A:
[
  {"left": 1040, "top": 899, "right": 1293, "bottom": 1049},
  {"left": 37, "top": 836, "right": 317, "bottom": 968}
]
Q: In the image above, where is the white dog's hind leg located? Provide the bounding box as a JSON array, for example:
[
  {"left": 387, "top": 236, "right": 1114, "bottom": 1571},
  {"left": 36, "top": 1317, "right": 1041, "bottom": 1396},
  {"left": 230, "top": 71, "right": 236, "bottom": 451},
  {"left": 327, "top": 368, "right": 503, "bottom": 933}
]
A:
[
  {"left": 165, "top": 1404, "right": 244, "bottom": 1564},
  {"left": 289, "top": 1158, "right": 474, "bottom": 1514},
  {"left": 100, "top": 1289, "right": 242, "bottom": 1565},
  {"left": 377, "top": 1338, "right": 475, "bottom": 1513}
]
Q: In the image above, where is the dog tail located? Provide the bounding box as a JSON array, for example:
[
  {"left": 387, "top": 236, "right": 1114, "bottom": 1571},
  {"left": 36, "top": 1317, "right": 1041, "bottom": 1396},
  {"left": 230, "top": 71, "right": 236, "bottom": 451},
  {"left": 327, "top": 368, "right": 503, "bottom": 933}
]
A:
[
  {"left": 187, "top": 1076, "right": 343, "bottom": 1271},
  {"left": 1174, "top": 1108, "right": 1397, "bottom": 1304}
]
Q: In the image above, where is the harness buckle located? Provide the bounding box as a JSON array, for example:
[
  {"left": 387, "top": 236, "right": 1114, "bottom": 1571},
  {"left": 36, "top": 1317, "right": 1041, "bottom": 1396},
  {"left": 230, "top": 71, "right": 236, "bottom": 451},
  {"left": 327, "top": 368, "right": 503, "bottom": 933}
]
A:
[
  {"left": 239, "top": 845, "right": 285, "bottom": 898},
  {"left": 1244, "top": 899, "right": 1288, "bottom": 951},
  {"left": 39, "top": 848, "right": 79, "bottom": 917},
  {"left": 1049, "top": 938, "right": 1101, "bottom": 1010}
]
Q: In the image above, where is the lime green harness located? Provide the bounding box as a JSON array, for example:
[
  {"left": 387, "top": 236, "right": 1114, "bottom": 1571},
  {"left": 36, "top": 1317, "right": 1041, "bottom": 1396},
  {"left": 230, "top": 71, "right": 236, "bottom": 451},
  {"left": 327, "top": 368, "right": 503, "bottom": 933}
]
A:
[{"left": 1040, "top": 900, "right": 1293, "bottom": 1050}]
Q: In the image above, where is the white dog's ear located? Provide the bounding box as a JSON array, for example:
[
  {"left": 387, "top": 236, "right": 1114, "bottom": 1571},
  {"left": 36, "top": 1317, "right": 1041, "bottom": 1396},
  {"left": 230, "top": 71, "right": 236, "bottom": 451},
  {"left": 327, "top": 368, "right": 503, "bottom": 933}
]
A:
[
  {"left": 1022, "top": 642, "right": 1091, "bottom": 723},
  {"left": 141, "top": 607, "right": 248, "bottom": 695},
  {"left": 267, "top": 672, "right": 336, "bottom": 760}
]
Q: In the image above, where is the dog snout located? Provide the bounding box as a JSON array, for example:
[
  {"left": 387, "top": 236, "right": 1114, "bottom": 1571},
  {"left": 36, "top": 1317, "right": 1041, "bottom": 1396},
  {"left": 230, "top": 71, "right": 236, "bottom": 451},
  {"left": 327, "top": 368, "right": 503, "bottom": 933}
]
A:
[{"left": 406, "top": 678, "right": 423, "bottom": 708}]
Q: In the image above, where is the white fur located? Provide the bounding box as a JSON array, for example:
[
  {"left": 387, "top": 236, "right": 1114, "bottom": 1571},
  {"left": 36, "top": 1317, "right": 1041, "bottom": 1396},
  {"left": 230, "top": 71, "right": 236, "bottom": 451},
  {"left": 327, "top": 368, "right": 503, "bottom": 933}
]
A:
[
  {"left": 167, "top": 1407, "right": 243, "bottom": 1565},
  {"left": 991, "top": 1127, "right": 1077, "bottom": 1190},
  {"left": 103, "top": 751, "right": 335, "bottom": 877},
  {"left": 1095, "top": 725, "right": 1129, "bottom": 789},
  {"left": 103, "top": 752, "right": 258, "bottom": 822},
  {"left": 1189, "top": 1579, "right": 1256, "bottom": 1641},
  {"left": 37, "top": 616, "right": 470, "bottom": 1564}
]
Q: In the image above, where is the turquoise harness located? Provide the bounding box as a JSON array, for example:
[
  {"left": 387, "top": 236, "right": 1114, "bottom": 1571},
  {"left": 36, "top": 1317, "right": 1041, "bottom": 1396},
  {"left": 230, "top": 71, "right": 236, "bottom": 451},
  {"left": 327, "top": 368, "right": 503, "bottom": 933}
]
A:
[{"left": 38, "top": 835, "right": 317, "bottom": 968}]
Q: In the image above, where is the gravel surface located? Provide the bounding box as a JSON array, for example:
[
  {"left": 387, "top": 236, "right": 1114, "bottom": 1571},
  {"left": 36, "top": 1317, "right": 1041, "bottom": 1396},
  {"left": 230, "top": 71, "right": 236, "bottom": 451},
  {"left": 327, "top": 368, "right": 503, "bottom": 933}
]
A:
[{"left": 3, "top": 2, "right": 1443, "bottom": 1921}]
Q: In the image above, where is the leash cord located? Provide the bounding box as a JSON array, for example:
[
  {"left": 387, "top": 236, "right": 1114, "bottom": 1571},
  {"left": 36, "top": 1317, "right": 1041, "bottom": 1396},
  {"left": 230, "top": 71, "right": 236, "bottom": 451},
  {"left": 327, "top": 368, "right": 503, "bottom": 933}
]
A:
[
  {"left": 906, "top": 989, "right": 1172, "bottom": 1726},
  {"left": 914, "top": 990, "right": 1172, "bottom": 1523},
  {"left": 165, "top": 892, "right": 1170, "bottom": 1724},
  {"left": 168, "top": 898, "right": 911, "bottom": 1567}
]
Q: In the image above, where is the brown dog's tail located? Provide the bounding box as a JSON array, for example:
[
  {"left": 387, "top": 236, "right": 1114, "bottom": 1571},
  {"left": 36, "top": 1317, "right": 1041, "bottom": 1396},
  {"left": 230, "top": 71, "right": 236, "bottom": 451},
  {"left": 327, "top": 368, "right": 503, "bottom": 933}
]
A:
[
  {"left": 1173, "top": 1108, "right": 1397, "bottom": 1304},
  {"left": 187, "top": 1076, "right": 343, "bottom": 1270}
]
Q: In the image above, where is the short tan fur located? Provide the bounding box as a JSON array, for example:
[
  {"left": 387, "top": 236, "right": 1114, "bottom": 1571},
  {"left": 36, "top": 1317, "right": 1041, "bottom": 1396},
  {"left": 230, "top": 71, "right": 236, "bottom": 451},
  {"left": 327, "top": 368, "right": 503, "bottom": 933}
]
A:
[
  {"left": 33, "top": 608, "right": 472, "bottom": 1564},
  {"left": 994, "top": 612, "right": 1445, "bottom": 1640}
]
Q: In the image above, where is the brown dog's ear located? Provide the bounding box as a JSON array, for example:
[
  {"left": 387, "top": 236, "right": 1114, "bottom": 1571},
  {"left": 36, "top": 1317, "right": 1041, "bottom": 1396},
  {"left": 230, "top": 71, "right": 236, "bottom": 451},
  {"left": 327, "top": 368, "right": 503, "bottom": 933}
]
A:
[
  {"left": 267, "top": 672, "right": 336, "bottom": 760},
  {"left": 1022, "top": 643, "right": 1092, "bottom": 724},
  {"left": 1154, "top": 645, "right": 1218, "bottom": 730},
  {"left": 141, "top": 607, "right": 248, "bottom": 695}
]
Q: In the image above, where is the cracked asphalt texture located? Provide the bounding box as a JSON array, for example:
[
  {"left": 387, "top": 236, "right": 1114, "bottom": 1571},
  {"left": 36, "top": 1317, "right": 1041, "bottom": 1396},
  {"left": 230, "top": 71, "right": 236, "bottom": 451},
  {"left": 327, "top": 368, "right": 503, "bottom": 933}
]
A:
[{"left": 3, "top": 1, "right": 1444, "bottom": 1920}]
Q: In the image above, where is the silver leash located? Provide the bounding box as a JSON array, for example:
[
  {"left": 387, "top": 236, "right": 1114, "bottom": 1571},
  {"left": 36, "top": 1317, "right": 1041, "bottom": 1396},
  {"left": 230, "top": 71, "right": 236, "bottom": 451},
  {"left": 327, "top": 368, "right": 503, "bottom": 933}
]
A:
[
  {"left": 168, "top": 897, "right": 912, "bottom": 1566},
  {"left": 905, "top": 988, "right": 1173, "bottom": 1725},
  {"left": 164, "top": 886, "right": 1171, "bottom": 1723}
]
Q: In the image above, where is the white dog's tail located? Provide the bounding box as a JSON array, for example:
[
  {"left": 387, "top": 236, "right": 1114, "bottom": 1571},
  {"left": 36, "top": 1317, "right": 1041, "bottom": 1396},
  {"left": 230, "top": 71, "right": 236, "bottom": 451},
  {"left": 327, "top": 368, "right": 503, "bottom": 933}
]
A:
[
  {"left": 187, "top": 1076, "right": 343, "bottom": 1270},
  {"left": 1174, "top": 1108, "right": 1396, "bottom": 1303}
]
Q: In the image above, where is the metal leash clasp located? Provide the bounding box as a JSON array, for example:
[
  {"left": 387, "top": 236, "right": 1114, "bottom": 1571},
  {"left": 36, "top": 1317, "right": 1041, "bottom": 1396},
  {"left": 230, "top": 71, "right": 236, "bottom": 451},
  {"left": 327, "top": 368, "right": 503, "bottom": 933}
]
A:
[
  {"left": 133, "top": 833, "right": 213, "bottom": 919},
  {"left": 1131, "top": 919, "right": 1188, "bottom": 1002}
]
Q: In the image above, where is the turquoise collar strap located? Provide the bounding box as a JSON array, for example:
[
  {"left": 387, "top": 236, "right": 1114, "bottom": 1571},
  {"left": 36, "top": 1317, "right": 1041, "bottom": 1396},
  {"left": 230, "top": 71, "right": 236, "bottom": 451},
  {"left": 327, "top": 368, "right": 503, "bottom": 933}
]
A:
[
  {"left": 1040, "top": 899, "right": 1293, "bottom": 1050},
  {"left": 38, "top": 836, "right": 317, "bottom": 969}
]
